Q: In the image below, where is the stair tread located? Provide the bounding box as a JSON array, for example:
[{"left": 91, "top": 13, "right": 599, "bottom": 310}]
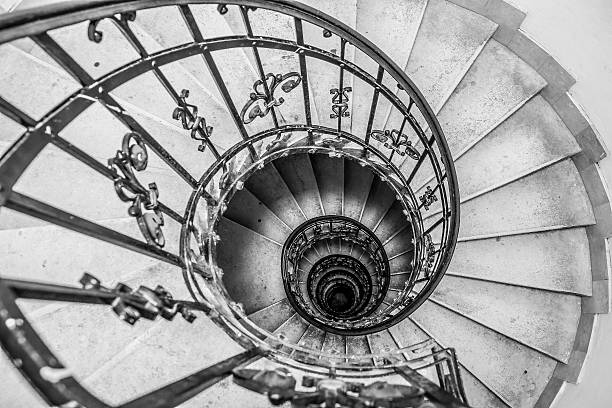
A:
[
  {"left": 25, "top": 263, "right": 187, "bottom": 381},
  {"left": 448, "top": 227, "right": 592, "bottom": 295},
  {"left": 246, "top": 164, "right": 307, "bottom": 229},
  {"left": 405, "top": 0, "right": 497, "bottom": 110},
  {"left": 450, "top": 95, "right": 580, "bottom": 199},
  {"left": 343, "top": 159, "right": 375, "bottom": 220},
  {"left": 0, "top": 44, "right": 80, "bottom": 119},
  {"left": 0, "top": 216, "right": 177, "bottom": 290},
  {"left": 274, "top": 154, "right": 325, "bottom": 219},
  {"left": 223, "top": 188, "right": 292, "bottom": 244},
  {"left": 350, "top": 0, "right": 427, "bottom": 136},
  {"left": 217, "top": 217, "right": 285, "bottom": 313},
  {"left": 432, "top": 275, "right": 581, "bottom": 362},
  {"left": 311, "top": 154, "right": 344, "bottom": 216},
  {"left": 461, "top": 366, "right": 510, "bottom": 408},
  {"left": 413, "top": 300, "right": 557, "bottom": 408},
  {"left": 247, "top": 298, "right": 295, "bottom": 334},
  {"left": 446, "top": 158, "right": 595, "bottom": 239},
  {"left": 438, "top": 39, "right": 547, "bottom": 158}
]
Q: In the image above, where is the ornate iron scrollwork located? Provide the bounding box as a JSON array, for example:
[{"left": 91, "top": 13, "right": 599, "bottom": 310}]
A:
[
  {"left": 108, "top": 132, "right": 165, "bottom": 248},
  {"left": 423, "top": 234, "right": 436, "bottom": 278},
  {"left": 370, "top": 129, "right": 420, "bottom": 159},
  {"left": 419, "top": 186, "right": 438, "bottom": 211},
  {"left": 330, "top": 86, "right": 352, "bottom": 119},
  {"left": 241, "top": 72, "right": 302, "bottom": 124},
  {"left": 79, "top": 273, "right": 196, "bottom": 325},
  {"left": 233, "top": 368, "right": 427, "bottom": 407},
  {"left": 88, "top": 11, "right": 137, "bottom": 43},
  {"left": 173, "top": 89, "right": 214, "bottom": 153}
]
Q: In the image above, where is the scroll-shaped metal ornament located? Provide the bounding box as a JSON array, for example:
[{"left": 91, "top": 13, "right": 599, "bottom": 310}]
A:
[
  {"left": 419, "top": 185, "right": 438, "bottom": 211},
  {"left": 330, "top": 86, "right": 352, "bottom": 119},
  {"left": 109, "top": 132, "right": 165, "bottom": 248},
  {"left": 173, "top": 89, "right": 214, "bottom": 153},
  {"left": 241, "top": 72, "right": 302, "bottom": 124},
  {"left": 370, "top": 129, "right": 420, "bottom": 159}
]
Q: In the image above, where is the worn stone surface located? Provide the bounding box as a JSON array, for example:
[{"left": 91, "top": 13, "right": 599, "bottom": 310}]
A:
[
  {"left": 449, "top": 228, "right": 592, "bottom": 295},
  {"left": 458, "top": 159, "right": 595, "bottom": 238},
  {"left": 217, "top": 217, "right": 284, "bottom": 313},
  {"left": 406, "top": 0, "right": 497, "bottom": 109},
  {"left": 432, "top": 275, "right": 581, "bottom": 362},
  {"left": 439, "top": 39, "right": 546, "bottom": 157},
  {"left": 311, "top": 154, "right": 344, "bottom": 215},
  {"left": 413, "top": 301, "right": 558, "bottom": 408},
  {"left": 274, "top": 154, "right": 325, "bottom": 220}
]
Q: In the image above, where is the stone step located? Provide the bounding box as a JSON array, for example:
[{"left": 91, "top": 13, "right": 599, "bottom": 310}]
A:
[
  {"left": 82, "top": 311, "right": 243, "bottom": 406},
  {"left": 5, "top": 143, "right": 190, "bottom": 231},
  {"left": 427, "top": 158, "right": 594, "bottom": 241},
  {"left": 403, "top": 0, "right": 497, "bottom": 110},
  {"left": 247, "top": 298, "right": 295, "bottom": 334},
  {"left": 414, "top": 95, "right": 580, "bottom": 212},
  {"left": 297, "top": 0, "right": 357, "bottom": 132},
  {"left": 435, "top": 39, "right": 547, "bottom": 158},
  {"left": 350, "top": 0, "right": 428, "bottom": 136},
  {"left": 273, "top": 154, "right": 325, "bottom": 220},
  {"left": 461, "top": 367, "right": 510, "bottom": 408},
  {"left": 310, "top": 154, "right": 344, "bottom": 216},
  {"left": 360, "top": 177, "right": 397, "bottom": 231},
  {"left": 343, "top": 158, "right": 375, "bottom": 220},
  {"left": 275, "top": 313, "right": 310, "bottom": 352},
  {"left": 431, "top": 275, "right": 581, "bottom": 362},
  {"left": 293, "top": 324, "right": 326, "bottom": 363},
  {"left": 223, "top": 188, "right": 292, "bottom": 245},
  {"left": 0, "top": 216, "right": 180, "bottom": 293},
  {"left": 245, "top": 163, "right": 307, "bottom": 230},
  {"left": 412, "top": 300, "right": 557, "bottom": 408},
  {"left": 0, "top": 43, "right": 80, "bottom": 121},
  {"left": 321, "top": 332, "right": 346, "bottom": 363},
  {"left": 448, "top": 228, "right": 592, "bottom": 295},
  {"left": 217, "top": 217, "right": 284, "bottom": 314}
]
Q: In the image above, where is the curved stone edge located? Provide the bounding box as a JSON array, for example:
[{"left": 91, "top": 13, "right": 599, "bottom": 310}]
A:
[{"left": 447, "top": 0, "right": 610, "bottom": 406}]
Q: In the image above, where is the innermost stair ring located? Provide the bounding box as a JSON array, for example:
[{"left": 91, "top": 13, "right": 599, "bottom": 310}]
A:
[{"left": 282, "top": 215, "right": 391, "bottom": 334}]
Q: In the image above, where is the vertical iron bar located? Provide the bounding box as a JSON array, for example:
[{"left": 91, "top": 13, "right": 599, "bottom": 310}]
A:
[
  {"left": 5, "top": 191, "right": 185, "bottom": 267},
  {"left": 294, "top": 18, "right": 312, "bottom": 135},
  {"left": 118, "top": 348, "right": 262, "bottom": 408},
  {"left": 178, "top": 5, "right": 256, "bottom": 159},
  {"left": 239, "top": 6, "right": 280, "bottom": 128},
  {"left": 336, "top": 38, "right": 348, "bottom": 133},
  {"left": 49, "top": 134, "right": 184, "bottom": 223},
  {"left": 31, "top": 33, "right": 198, "bottom": 188},
  {"left": 0, "top": 95, "right": 36, "bottom": 127},
  {"left": 364, "top": 66, "right": 384, "bottom": 145},
  {"left": 389, "top": 116, "right": 408, "bottom": 162}
]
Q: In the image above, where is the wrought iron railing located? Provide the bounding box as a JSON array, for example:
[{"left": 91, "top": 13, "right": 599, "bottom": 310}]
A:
[{"left": 0, "top": 0, "right": 461, "bottom": 407}]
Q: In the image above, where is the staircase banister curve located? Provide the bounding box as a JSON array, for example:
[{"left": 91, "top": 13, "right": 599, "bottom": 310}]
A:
[{"left": 0, "top": 0, "right": 464, "bottom": 406}]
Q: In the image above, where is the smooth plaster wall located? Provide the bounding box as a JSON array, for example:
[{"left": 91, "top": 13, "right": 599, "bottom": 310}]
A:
[{"left": 505, "top": 1, "right": 612, "bottom": 407}]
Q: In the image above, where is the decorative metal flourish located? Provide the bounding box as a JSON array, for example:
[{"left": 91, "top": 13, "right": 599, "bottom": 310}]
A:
[
  {"left": 79, "top": 273, "right": 196, "bottom": 325},
  {"left": 419, "top": 186, "right": 438, "bottom": 211},
  {"left": 233, "top": 368, "right": 427, "bottom": 407},
  {"left": 424, "top": 234, "right": 436, "bottom": 277},
  {"left": 173, "top": 89, "right": 214, "bottom": 153},
  {"left": 370, "top": 129, "right": 420, "bottom": 159},
  {"left": 88, "top": 11, "right": 137, "bottom": 43},
  {"left": 108, "top": 132, "right": 165, "bottom": 248},
  {"left": 241, "top": 72, "right": 302, "bottom": 124},
  {"left": 330, "top": 86, "right": 352, "bottom": 119}
]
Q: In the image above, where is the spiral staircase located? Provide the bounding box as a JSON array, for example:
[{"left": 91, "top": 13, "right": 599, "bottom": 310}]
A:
[{"left": 0, "top": 1, "right": 609, "bottom": 407}]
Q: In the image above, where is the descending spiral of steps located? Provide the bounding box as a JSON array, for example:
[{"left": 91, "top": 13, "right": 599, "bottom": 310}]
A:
[{"left": 0, "top": 1, "right": 608, "bottom": 408}]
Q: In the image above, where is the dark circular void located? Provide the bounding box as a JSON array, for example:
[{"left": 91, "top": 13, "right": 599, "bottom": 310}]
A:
[{"left": 326, "top": 284, "right": 356, "bottom": 314}]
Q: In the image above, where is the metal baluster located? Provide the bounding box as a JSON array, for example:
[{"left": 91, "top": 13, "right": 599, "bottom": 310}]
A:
[
  {"left": 31, "top": 33, "right": 198, "bottom": 188},
  {"left": 336, "top": 38, "right": 348, "bottom": 133},
  {"left": 49, "top": 134, "right": 184, "bottom": 223},
  {"left": 178, "top": 5, "right": 257, "bottom": 160},
  {"left": 0, "top": 95, "right": 36, "bottom": 127},
  {"left": 239, "top": 6, "right": 280, "bottom": 128},
  {"left": 5, "top": 191, "right": 184, "bottom": 267},
  {"left": 389, "top": 116, "right": 408, "bottom": 162},
  {"left": 294, "top": 18, "right": 313, "bottom": 139},
  {"left": 364, "top": 66, "right": 385, "bottom": 146}
]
